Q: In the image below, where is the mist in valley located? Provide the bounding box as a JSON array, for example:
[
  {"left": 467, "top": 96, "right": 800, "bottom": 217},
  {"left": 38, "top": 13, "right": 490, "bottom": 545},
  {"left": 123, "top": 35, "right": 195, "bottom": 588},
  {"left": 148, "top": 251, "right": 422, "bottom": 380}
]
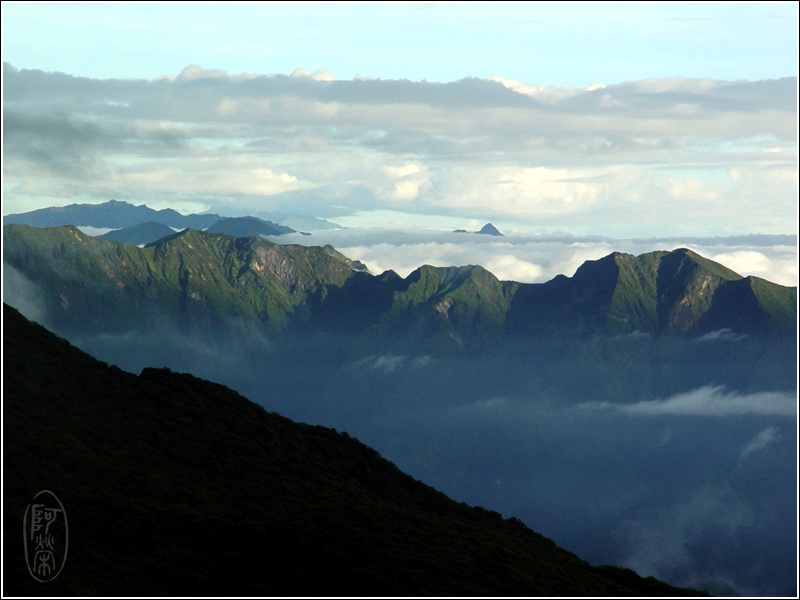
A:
[{"left": 56, "top": 315, "right": 797, "bottom": 597}]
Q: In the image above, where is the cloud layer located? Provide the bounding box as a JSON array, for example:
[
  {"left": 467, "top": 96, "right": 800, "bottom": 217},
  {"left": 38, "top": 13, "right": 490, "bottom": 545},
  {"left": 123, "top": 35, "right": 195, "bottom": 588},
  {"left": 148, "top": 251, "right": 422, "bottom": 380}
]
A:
[
  {"left": 581, "top": 385, "right": 797, "bottom": 417},
  {"left": 3, "top": 64, "right": 797, "bottom": 238},
  {"left": 274, "top": 228, "right": 798, "bottom": 286}
]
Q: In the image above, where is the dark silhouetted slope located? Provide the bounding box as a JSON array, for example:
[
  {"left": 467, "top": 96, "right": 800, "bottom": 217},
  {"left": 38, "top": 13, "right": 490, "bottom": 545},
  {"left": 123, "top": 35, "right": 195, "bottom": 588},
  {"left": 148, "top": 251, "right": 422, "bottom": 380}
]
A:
[
  {"left": 700, "top": 275, "right": 798, "bottom": 335},
  {"left": 2, "top": 304, "right": 705, "bottom": 596},
  {"left": 653, "top": 248, "right": 742, "bottom": 333}
]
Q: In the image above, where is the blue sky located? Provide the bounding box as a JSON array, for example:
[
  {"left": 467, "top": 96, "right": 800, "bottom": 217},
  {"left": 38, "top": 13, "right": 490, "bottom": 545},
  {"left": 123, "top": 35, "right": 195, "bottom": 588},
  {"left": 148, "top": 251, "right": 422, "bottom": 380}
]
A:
[
  {"left": 2, "top": 2, "right": 797, "bottom": 85},
  {"left": 2, "top": 2, "right": 798, "bottom": 284}
]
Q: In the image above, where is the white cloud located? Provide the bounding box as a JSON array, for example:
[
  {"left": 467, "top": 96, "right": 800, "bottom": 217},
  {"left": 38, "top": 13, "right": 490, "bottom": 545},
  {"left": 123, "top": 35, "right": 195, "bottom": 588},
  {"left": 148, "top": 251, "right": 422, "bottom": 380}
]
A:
[
  {"left": 114, "top": 156, "right": 312, "bottom": 200},
  {"left": 487, "top": 76, "right": 582, "bottom": 102},
  {"left": 383, "top": 163, "right": 422, "bottom": 179},
  {"left": 664, "top": 177, "right": 721, "bottom": 204},
  {"left": 379, "top": 163, "right": 431, "bottom": 201},
  {"left": 739, "top": 426, "right": 781, "bottom": 460},
  {"left": 390, "top": 180, "right": 424, "bottom": 201},
  {"left": 279, "top": 228, "right": 797, "bottom": 288},
  {"left": 709, "top": 250, "right": 771, "bottom": 273},
  {"left": 2, "top": 263, "right": 50, "bottom": 326},
  {"left": 177, "top": 64, "right": 230, "bottom": 80},
  {"left": 693, "top": 329, "right": 748, "bottom": 343},
  {"left": 619, "top": 486, "right": 754, "bottom": 591},
  {"left": 686, "top": 243, "right": 797, "bottom": 287},
  {"left": 76, "top": 226, "right": 117, "bottom": 236},
  {"left": 706, "top": 249, "right": 797, "bottom": 287},
  {"left": 369, "top": 353, "right": 405, "bottom": 373},
  {"left": 410, "top": 355, "right": 433, "bottom": 368},
  {"left": 488, "top": 167, "right": 602, "bottom": 216},
  {"left": 581, "top": 386, "right": 796, "bottom": 417},
  {"left": 352, "top": 353, "right": 434, "bottom": 373},
  {"left": 2, "top": 67, "right": 796, "bottom": 239},
  {"left": 291, "top": 68, "right": 336, "bottom": 81},
  {"left": 482, "top": 254, "right": 544, "bottom": 282}
]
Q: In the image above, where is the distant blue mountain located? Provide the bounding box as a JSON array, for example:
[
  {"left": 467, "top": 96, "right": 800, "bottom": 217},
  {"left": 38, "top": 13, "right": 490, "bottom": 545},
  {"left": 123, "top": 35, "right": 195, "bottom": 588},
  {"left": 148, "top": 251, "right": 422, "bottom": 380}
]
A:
[
  {"left": 206, "top": 216, "right": 295, "bottom": 237},
  {"left": 454, "top": 223, "right": 504, "bottom": 236},
  {"left": 478, "top": 223, "right": 504, "bottom": 236},
  {"left": 98, "top": 221, "right": 178, "bottom": 246},
  {"left": 3, "top": 199, "right": 222, "bottom": 230},
  {"left": 3, "top": 199, "right": 299, "bottom": 237}
]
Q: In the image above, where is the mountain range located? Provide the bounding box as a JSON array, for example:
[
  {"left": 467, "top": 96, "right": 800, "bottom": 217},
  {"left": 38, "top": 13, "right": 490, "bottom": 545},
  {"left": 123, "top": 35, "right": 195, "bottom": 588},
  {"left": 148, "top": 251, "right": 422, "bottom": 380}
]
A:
[
  {"left": 4, "top": 223, "right": 795, "bottom": 348},
  {"left": 2, "top": 199, "right": 338, "bottom": 241},
  {"left": 2, "top": 303, "right": 705, "bottom": 596},
  {"left": 3, "top": 198, "right": 223, "bottom": 230}
]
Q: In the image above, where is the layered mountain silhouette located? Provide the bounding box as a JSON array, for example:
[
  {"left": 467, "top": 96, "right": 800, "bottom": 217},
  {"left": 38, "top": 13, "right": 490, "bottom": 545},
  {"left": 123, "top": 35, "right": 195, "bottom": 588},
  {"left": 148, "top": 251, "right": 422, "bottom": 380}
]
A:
[
  {"left": 97, "top": 216, "right": 299, "bottom": 247},
  {"left": 2, "top": 304, "right": 705, "bottom": 596},
  {"left": 3, "top": 198, "right": 222, "bottom": 230},
  {"left": 2, "top": 199, "right": 299, "bottom": 237},
  {"left": 4, "top": 224, "right": 795, "bottom": 348}
]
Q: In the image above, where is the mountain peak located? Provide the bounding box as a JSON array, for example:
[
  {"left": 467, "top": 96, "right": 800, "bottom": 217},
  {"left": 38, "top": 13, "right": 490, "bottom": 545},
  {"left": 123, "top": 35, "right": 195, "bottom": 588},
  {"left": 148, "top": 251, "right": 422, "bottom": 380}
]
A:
[
  {"left": 478, "top": 223, "right": 503, "bottom": 236},
  {"left": 4, "top": 225, "right": 795, "bottom": 343},
  {"left": 453, "top": 223, "right": 504, "bottom": 236},
  {"left": 207, "top": 216, "right": 294, "bottom": 237}
]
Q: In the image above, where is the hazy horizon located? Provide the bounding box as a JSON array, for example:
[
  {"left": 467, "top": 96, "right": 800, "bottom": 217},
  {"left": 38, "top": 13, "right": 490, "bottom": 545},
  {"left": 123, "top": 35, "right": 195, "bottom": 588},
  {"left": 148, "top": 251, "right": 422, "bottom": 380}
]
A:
[{"left": 2, "top": 2, "right": 797, "bottom": 238}]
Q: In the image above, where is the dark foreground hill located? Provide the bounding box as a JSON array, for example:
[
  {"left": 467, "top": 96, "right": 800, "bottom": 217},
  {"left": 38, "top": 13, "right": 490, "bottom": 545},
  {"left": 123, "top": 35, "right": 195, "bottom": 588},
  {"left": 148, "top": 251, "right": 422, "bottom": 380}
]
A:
[{"left": 2, "top": 304, "right": 705, "bottom": 597}]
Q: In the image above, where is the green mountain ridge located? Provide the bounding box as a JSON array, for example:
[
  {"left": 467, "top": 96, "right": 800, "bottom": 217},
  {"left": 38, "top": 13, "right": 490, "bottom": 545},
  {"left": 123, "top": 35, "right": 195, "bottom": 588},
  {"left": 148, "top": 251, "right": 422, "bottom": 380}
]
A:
[
  {"left": 2, "top": 304, "right": 706, "bottom": 596},
  {"left": 4, "top": 225, "right": 361, "bottom": 336},
  {"left": 3, "top": 224, "right": 795, "bottom": 349}
]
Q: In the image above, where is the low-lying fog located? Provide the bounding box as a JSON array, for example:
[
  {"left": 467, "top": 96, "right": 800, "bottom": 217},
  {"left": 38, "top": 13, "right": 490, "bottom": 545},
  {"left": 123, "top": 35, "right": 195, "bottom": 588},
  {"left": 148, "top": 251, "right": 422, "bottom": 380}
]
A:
[{"left": 68, "top": 326, "right": 797, "bottom": 597}]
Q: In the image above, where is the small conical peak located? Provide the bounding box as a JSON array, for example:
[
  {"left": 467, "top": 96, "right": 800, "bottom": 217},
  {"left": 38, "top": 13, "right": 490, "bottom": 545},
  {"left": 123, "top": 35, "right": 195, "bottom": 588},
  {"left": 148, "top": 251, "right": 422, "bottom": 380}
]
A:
[{"left": 478, "top": 223, "right": 503, "bottom": 236}]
